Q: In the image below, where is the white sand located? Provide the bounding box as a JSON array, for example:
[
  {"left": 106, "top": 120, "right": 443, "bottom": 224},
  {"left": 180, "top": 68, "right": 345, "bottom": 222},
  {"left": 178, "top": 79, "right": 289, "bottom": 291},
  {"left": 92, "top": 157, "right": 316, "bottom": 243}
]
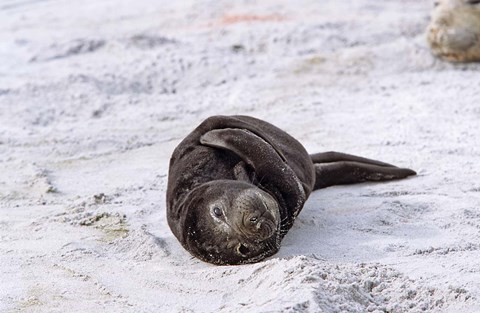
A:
[{"left": 1, "top": 0, "right": 480, "bottom": 312}]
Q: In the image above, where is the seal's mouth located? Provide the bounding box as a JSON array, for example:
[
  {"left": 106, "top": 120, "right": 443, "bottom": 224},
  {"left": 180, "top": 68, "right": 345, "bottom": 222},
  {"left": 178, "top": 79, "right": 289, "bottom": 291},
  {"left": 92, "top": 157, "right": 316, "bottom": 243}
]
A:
[
  {"left": 233, "top": 236, "right": 280, "bottom": 263},
  {"left": 236, "top": 243, "right": 250, "bottom": 256}
]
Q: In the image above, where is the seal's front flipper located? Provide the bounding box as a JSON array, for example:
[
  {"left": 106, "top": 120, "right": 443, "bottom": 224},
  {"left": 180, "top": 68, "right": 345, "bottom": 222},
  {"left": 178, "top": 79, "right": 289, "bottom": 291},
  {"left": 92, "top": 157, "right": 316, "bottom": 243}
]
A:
[
  {"left": 201, "top": 128, "right": 306, "bottom": 224},
  {"left": 313, "top": 161, "right": 416, "bottom": 190},
  {"left": 200, "top": 128, "right": 282, "bottom": 170},
  {"left": 233, "top": 161, "right": 251, "bottom": 182}
]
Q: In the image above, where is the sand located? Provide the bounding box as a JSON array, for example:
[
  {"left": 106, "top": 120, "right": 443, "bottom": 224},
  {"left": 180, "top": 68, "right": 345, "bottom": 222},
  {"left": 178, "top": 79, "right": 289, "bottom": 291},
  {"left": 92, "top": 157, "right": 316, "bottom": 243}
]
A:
[{"left": 1, "top": 0, "right": 480, "bottom": 312}]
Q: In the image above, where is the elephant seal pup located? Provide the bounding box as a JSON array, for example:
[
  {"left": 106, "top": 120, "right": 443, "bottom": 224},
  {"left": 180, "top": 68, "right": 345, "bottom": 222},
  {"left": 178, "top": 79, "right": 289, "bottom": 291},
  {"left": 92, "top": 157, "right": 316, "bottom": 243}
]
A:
[
  {"left": 427, "top": 0, "right": 480, "bottom": 62},
  {"left": 166, "top": 116, "right": 416, "bottom": 265}
]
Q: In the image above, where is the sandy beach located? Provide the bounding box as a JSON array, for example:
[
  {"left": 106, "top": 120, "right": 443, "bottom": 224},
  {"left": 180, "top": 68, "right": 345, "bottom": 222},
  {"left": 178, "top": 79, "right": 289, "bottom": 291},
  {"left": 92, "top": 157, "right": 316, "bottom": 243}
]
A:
[{"left": 1, "top": 0, "right": 480, "bottom": 312}]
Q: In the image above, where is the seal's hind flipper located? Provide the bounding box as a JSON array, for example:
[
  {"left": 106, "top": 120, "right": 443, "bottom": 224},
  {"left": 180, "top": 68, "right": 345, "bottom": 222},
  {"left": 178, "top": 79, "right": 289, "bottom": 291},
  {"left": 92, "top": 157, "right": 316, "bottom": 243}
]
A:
[
  {"left": 313, "top": 160, "right": 416, "bottom": 190},
  {"left": 311, "top": 151, "right": 397, "bottom": 168}
]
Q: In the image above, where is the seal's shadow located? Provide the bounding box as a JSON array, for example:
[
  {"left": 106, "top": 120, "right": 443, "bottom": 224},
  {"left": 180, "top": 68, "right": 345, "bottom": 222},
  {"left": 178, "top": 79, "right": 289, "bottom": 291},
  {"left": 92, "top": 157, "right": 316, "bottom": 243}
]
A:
[{"left": 275, "top": 182, "right": 437, "bottom": 263}]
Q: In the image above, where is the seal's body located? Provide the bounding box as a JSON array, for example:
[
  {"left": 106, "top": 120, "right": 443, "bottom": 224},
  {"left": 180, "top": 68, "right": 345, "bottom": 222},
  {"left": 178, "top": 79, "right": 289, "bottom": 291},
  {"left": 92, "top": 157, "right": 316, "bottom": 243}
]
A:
[
  {"left": 427, "top": 0, "right": 480, "bottom": 62},
  {"left": 167, "top": 116, "right": 415, "bottom": 265}
]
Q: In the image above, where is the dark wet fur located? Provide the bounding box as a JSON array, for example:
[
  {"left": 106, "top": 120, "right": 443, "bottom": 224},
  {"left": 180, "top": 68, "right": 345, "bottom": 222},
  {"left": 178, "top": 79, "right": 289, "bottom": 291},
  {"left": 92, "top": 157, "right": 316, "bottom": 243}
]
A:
[{"left": 166, "top": 115, "right": 416, "bottom": 265}]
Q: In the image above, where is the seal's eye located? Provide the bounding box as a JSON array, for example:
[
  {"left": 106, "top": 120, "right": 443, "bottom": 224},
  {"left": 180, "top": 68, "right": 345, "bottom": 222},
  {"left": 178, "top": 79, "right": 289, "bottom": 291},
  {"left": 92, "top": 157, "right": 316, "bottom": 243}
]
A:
[
  {"left": 249, "top": 216, "right": 258, "bottom": 223},
  {"left": 213, "top": 207, "right": 222, "bottom": 217}
]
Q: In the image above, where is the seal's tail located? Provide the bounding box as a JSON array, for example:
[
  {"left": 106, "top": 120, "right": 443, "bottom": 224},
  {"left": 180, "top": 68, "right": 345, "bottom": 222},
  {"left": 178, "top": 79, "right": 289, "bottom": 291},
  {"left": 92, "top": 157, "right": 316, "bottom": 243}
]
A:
[{"left": 310, "top": 151, "right": 416, "bottom": 190}]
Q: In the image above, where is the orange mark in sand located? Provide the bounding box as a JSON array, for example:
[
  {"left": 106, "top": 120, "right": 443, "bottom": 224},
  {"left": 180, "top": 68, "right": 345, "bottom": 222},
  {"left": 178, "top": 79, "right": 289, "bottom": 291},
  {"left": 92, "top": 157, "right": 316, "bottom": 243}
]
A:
[{"left": 220, "top": 14, "right": 286, "bottom": 25}]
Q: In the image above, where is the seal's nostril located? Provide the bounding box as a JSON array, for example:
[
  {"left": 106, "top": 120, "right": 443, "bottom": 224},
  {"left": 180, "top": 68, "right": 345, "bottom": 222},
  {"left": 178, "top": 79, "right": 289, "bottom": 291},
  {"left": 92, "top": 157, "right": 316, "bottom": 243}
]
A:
[
  {"left": 237, "top": 244, "right": 250, "bottom": 255},
  {"left": 250, "top": 216, "right": 258, "bottom": 223}
]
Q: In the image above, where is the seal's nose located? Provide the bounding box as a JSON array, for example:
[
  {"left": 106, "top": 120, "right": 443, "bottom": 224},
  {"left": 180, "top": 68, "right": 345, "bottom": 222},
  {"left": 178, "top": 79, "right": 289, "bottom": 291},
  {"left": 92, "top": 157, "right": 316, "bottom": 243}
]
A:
[
  {"left": 248, "top": 215, "right": 259, "bottom": 226},
  {"left": 245, "top": 211, "right": 275, "bottom": 240},
  {"left": 234, "top": 188, "right": 279, "bottom": 240}
]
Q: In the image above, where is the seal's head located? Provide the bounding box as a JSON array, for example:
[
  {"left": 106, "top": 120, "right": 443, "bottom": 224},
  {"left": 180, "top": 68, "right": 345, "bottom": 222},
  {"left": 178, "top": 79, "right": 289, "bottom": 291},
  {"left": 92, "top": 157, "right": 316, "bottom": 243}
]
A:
[{"left": 180, "top": 180, "right": 281, "bottom": 265}]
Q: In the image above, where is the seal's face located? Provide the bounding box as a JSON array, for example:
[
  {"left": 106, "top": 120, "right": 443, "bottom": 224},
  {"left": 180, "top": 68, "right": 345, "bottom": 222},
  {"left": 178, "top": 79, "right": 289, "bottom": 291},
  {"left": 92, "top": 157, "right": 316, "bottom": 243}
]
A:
[{"left": 182, "top": 181, "right": 281, "bottom": 265}]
